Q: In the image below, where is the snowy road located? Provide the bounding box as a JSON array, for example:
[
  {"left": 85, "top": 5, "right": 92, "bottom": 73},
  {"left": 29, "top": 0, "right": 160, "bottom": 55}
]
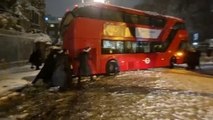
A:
[
  {"left": 0, "top": 65, "right": 213, "bottom": 120},
  {"left": 67, "top": 69, "right": 213, "bottom": 120}
]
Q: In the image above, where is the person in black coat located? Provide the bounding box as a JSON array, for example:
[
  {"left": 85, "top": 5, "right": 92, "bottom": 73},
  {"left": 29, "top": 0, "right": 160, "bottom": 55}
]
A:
[
  {"left": 186, "top": 49, "right": 201, "bottom": 70},
  {"left": 32, "top": 49, "right": 58, "bottom": 85},
  {"left": 77, "top": 47, "right": 93, "bottom": 88},
  {"left": 51, "top": 49, "right": 73, "bottom": 90},
  {"left": 29, "top": 48, "right": 42, "bottom": 70}
]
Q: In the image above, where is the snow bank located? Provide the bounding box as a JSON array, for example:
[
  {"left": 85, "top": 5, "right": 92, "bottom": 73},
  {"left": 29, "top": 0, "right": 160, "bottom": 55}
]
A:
[{"left": 17, "top": 33, "right": 52, "bottom": 43}]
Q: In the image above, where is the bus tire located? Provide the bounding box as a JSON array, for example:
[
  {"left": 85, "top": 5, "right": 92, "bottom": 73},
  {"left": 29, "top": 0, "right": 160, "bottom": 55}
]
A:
[
  {"left": 169, "top": 57, "right": 176, "bottom": 68},
  {"left": 106, "top": 60, "right": 119, "bottom": 76}
]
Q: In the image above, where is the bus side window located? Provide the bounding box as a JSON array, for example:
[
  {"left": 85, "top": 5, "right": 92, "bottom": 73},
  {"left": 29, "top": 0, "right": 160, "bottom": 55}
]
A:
[
  {"left": 102, "top": 40, "right": 113, "bottom": 54},
  {"left": 102, "top": 48, "right": 111, "bottom": 54},
  {"left": 136, "top": 41, "right": 144, "bottom": 53},
  {"left": 102, "top": 40, "right": 124, "bottom": 54},
  {"left": 141, "top": 42, "right": 151, "bottom": 53},
  {"left": 136, "top": 47, "right": 144, "bottom": 53},
  {"left": 151, "top": 42, "right": 164, "bottom": 52},
  {"left": 115, "top": 41, "right": 124, "bottom": 53},
  {"left": 124, "top": 41, "right": 133, "bottom": 53},
  {"left": 124, "top": 41, "right": 138, "bottom": 53},
  {"left": 132, "top": 42, "right": 137, "bottom": 53}
]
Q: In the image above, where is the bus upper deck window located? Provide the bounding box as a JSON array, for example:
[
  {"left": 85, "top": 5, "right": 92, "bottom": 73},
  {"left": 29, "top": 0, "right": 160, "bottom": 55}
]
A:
[
  {"left": 172, "top": 22, "right": 186, "bottom": 30},
  {"left": 138, "top": 15, "right": 150, "bottom": 25},
  {"left": 102, "top": 9, "right": 124, "bottom": 22},
  {"left": 150, "top": 17, "right": 166, "bottom": 28},
  {"left": 124, "top": 14, "right": 139, "bottom": 24},
  {"left": 73, "top": 7, "right": 101, "bottom": 19}
]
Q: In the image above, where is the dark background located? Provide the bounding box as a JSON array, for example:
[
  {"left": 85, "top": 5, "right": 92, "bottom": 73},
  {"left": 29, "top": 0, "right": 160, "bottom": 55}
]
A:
[{"left": 46, "top": 0, "right": 213, "bottom": 42}]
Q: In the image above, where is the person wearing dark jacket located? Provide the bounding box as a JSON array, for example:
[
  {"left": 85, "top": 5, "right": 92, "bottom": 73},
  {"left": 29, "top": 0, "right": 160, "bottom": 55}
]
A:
[
  {"left": 32, "top": 49, "right": 58, "bottom": 85},
  {"left": 51, "top": 49, "right": 73, "bottom": 91},
  {"left": 29, "top": 48, "right": 42, "bottom": 70},
  {"left": 77, "top": 47, "right": 93, "bottom": 88},
  {"left": 186, "top": 49, "right": 201, "bottom": 70}
]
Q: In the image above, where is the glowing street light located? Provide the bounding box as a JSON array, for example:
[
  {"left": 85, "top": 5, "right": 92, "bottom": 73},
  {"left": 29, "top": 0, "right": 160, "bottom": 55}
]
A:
[
  {"left": 94, "top": 0, "right": 105, "bottom": 3},
  {"left": 45, "top": 17, "right": 49, "bottom": 21}
]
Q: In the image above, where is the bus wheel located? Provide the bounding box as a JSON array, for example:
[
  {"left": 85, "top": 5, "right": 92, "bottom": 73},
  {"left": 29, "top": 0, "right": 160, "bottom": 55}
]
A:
[
  {"left": 169, "top": 57, "right": 176, "bottom": 68},
  {"left": 106, "top": 60, "right": 119, "bottom": 76}
]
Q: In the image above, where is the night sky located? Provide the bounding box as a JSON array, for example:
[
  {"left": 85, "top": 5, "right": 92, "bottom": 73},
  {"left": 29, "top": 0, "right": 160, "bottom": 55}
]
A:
[{"left": 45, "top": 0, "right": 141, "bottom": 17}]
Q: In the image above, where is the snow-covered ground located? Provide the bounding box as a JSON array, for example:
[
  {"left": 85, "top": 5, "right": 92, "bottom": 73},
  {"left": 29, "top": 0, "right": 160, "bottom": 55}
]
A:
[
  {"left": 0, "top": 65, "right": 39, "bottom": 97},
  {"left": 0, "top": 65, "right": 212, "bottom": 119},
  {"left": 66, "top": 70, "right": 213, "bottom": 120}
]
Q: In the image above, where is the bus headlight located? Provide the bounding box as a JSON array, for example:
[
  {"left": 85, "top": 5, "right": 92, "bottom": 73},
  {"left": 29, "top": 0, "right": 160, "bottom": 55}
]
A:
[{"left": 175, "top": 52, "right": 184, "bottom": 57}]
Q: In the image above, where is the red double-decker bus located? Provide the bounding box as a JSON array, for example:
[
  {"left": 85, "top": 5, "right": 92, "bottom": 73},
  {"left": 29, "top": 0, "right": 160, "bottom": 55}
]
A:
[{"left": 60, "top": 3, "right": 190, "bottom": 75}]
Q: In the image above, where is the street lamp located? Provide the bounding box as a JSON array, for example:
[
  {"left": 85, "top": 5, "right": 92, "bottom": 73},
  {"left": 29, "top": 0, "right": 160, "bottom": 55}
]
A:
[{"left": 45, "top": 17, "right": 49, "bottom": 21}]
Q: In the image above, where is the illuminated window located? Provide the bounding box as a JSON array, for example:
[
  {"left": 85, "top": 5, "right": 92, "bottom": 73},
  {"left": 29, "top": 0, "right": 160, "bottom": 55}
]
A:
[{"left": 102, "top": 40, "right": 124, "bottom": 54}]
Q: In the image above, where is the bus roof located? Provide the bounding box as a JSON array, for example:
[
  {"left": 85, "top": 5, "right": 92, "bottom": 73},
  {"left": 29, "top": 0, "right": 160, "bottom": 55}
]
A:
[{"left": 74, "top": 2, "right": 184, "bottom": 22}]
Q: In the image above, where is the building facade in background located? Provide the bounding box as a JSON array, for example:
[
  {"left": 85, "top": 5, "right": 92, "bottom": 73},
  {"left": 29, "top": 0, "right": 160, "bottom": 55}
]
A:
[
  {"left": 45, "top": 15, "right": 61, "bottom": 44},
  {"left": 0, "top": 0, "right": 46, "bottom": 33}
]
